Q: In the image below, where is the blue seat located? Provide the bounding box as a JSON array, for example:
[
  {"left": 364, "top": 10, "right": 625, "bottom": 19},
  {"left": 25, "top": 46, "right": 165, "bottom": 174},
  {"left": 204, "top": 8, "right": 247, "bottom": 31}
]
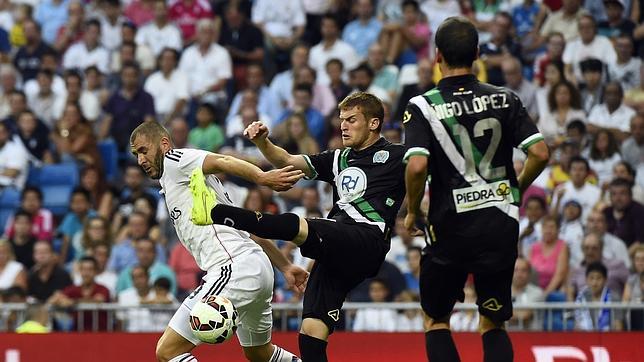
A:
[
  {"left": 26, "top": 164, "right": 41, "bottom": 186},
  {"left": 39, "top": 164, "right": 79, "bottom": 187},
  {"left": 42, "top": 185, "right": 74, "bottom": 216},
  {"left": 98, "top": 140, "right": 119, "bottom": 182},
  {"left": 0, "top": 188, "right": 21, "bottom": 235}
]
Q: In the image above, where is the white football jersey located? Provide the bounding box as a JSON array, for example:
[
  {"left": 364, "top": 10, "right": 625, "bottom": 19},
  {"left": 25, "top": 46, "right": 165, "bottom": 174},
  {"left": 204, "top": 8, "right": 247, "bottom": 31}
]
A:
[{"left": 159, "top": 148, "right": 262, "bottom": 276}]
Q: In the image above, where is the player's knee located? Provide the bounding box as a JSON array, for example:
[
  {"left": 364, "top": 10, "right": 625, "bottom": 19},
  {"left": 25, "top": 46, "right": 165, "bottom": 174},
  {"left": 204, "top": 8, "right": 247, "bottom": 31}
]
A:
[
  {"left": 300, "top": 318, "right": 329, "bottom": 341},
  {"left": 423, "top": 313, "right": 450, "bottom": 331},
  {"left": 478, "top": 314, "right": 504, "bottom": 334}
]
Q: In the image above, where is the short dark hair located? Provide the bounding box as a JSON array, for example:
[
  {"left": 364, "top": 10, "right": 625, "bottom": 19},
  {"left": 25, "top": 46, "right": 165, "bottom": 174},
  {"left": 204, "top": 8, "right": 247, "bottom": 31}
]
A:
[
  {"left": 435, "top": 17, "right": 478, "bottom": 68},
  {"left": 21, "top": 186, "right": 43, "bottom": 201},
  {"left": 37, "top": 68, "right": 54, "bottom": 79},
  {"left": 615, "top": 160, "right": 636, "bottom": 178},
  {"left": 85, "top": 19, "right": 101, "bottom": 31},
  {"left": 570, "top": 155, "right": 590, "bottom": 172},
  {"left": 350, "top": 62, "right": 374, "bottom": 79},
  {"left": 79, "top": 256, "right": 98, "bottom": 269},
  {"left": 610, "top": 177, "right": 632, "bottom": 193},
  {"left": 121, "top": 60, "right": 141, "bottom": 74},
  {"left": 525, "top": 195, "right": 546, "bottom": 210},
  {"left": 567, "top": 119, "right": 586, "bottom": 134},
  {"left": 585, "top": 261, "right": 607, "bottom": 278},
  {"left": 402, "top": 0, "right": 420, "bottom": 11},
  {"left": 293, "top": 82, "right": 313, "bottom": 96},
  {"left": 14, "top": 209, "right": 32, "bottom": 222},
  {"left": 153, "top": 277, "right": 171, "bottom": 290},
  {"left": 321, "top": 13, "right": 339, "bottom": 27},
  {"left": 370, "top": 277, "right": 389, "bottom": 290},
  {"left": 580, "top": 58, "right": 603, "bottom": 73},
  {"left": 71, "top": 187, "right": 91, "bottom": 202},
  {"left": 326, "top": 58, "right": 343, "bottom": 70},
  {"left": 338, "top": 92, "right": 385, "bottom": 131}
]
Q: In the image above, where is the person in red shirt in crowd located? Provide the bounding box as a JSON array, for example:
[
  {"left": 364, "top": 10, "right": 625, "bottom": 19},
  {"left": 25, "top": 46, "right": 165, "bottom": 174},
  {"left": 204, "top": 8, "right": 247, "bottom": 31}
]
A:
[
  {"left": 125, "top": 0, "right": 156, "bottom": 28},
  {"left": 169, "top": 0, "right": 214, "bottom": 44},
  {"left": 168, "top": 242, "right": 202, "bottom": 299},
  {"left": 3, "top": 186, "right": 54, "bottom": 241},
  {"left": 48, "top": 256, "right": 111, "bottom": 331},
  {"left": 533, "top": 32, "right": 565, "bottom": 87}
]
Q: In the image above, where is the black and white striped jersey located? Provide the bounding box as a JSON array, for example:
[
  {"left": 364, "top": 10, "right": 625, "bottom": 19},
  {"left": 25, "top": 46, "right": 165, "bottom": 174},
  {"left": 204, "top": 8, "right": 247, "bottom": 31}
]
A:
[
  {"left": 403, "top": 74, "right": 543, "bottom": 238},
  {"left": 303, "top": 138, "right": 406, "bottom": 235}
]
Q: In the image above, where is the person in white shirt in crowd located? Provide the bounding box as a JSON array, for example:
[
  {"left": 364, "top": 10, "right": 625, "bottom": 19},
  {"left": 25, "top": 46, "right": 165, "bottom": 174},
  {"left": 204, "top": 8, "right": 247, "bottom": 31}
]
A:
[
  {"left": 620, "top": 113, "right": 644, "bottom": 169},
  {"left": 538, "top": 80, "right": 587, "bottom": 145},
  {"left": 270, "top": 43, "right": 310, "bottom": 110},
  {"left": 367, "top": 43, "right": 398, "bottom": 104},
  {"left": 62, "top": 19, "right": 110, "bottom": 74},
  {"left": 292, "top": 65, "right": 336, "bottom": 117},
  {"left": 387, "top": 215, "right": 425, "bottom": 274},
  {"left": 144, "top": 48, "right": 189, "bottom": 124},
  {"left": 96, "top": 0, "right": 125, "bottom": 53},
  {"left": 581, "top": 210, "right": 632, "bottom": 269},
  {"left": 578, "top": 58, "right": 605, "bottom": 114},
  {"left": 559, "top": 200, "right": 585, "bottom": 248},
  {"left": 352, "top": 278, "right": 397, "bottom": 332},
  {"left": 588, "top": 128, "right": 623, "bottom": 188},
  {"left": 53, "top": 71, "right": 101, "bottom": 123},
  {"left": 394, "top": 290, "right": 424, "bottom": 332},
  {"left": 117, "top": 265, "right": 170, "bottom": 332},
  {"left": 111, "top": 23, "right": 156, "bottom": 76},
  {"left": 552, "top": 156, "right": 601, "bottom": 225},
  {"left": 502, "top": 56, "right": 539, "bottom": 120},
  {"left": 519, "top": 196, "right": 547, "bottom": 258},
  {"left": 135, "top": 0, "right": 182, "bottom": 57},
  {"left": 23, "top": 51, "right": 67, "bottom": 103},
  {"left": 509, "top": 257, "right": 544, "bottom": 330},
  {"left": 420, "top": 0, "right": 462, "bottom": 38},
  {"left": 27, "top": 69, "right": 64, "bottom": 129},
  {"left": 0, "top": 121, "right": 29, "bottom": 190},
  {"left": 588, "top": 81, "right": 637, "bottom": 142},
  {"left": 251, "top": 0, "right": 305, "bottom": 60},
  {"left": 226, "top": 63, "right": 282, "bottom": 129},
  {"left": 562, "top": 14, "right": 616, "bottom": 84},
  {"left": 610, "top": 161, "right": 644, "bottom": 205},
  {"left": 0, "top": 65, "right": 18, "bottom": 119},
  {"left": 309, "top": 14, "right": 360, "bottom": 86},
  {"left": 449, "top": 283, "right": 479, "bottom": 332},
  {"left": 225, "top": 89, "right": 272, "bottom": 139},
  {"left": 609, "top": 34, "right": 641, "bottom": 93},
  {"left": 178, "top": 19, "right": 232, "bottom": 110}
]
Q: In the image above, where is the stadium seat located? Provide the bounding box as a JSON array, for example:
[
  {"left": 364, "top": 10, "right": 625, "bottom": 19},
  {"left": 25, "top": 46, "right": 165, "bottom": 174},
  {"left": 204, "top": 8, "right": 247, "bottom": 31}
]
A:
[
  {"left": 98, "top": 140, "right": 119, "bottom": 182},
  {"left": 397, "top": 64, "right": 419, "bottom": 90},
  {"left": 0, "top": 188, "right": 21, "bottom": 235},
  {"left": 39, "top": 163, "right": 79, "bottom": 187},
  {"left": 26, "top": 164, "right": 41, "bottom": 186},
  {"left": 42, "top": 185, "right": 74, "bottom": 216}
]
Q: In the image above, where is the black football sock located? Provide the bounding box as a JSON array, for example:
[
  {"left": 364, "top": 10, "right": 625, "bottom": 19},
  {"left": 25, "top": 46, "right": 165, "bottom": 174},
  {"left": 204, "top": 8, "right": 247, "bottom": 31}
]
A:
[
  {"left": 425, "top": 329, "right": 460, "bottom": 362},
  {"left": 482, "top": 328, "right": 513, "bottom": 362},
  {"left": 210, "top": 204, "right": 300, "bottom": 241},
  {"left": 298, "top": 333, "right": 328, "bottom": 362}
]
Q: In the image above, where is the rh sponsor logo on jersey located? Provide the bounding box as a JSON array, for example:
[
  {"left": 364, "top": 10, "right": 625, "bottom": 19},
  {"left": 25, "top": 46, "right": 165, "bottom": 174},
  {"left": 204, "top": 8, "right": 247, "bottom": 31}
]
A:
[
  {"left": 336, "top": 167, "right": 367, "bottom": 203},
  {"left": 452, "top": 180, "right": 514, "bottom": 213}
]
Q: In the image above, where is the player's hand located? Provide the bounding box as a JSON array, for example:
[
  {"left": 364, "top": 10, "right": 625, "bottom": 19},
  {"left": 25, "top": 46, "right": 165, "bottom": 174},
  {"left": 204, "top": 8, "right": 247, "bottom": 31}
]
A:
[
  {"left": 260, "top": 165, "right": 305, "bottom": 191},
  {"left": 281, "top": 264, "right": 309, "bottom": 293},
  {"left": 404, "top": 212, "right": 425, "bottom": 237},
  {"left": 243, "top": 121, "right": 269, "bottom": 143}
]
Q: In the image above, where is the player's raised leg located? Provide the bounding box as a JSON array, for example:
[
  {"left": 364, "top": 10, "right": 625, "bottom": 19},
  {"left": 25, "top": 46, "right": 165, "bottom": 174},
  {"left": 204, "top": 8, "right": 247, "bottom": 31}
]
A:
[{"left": 156, "top": 327, "right": 198, "bottom": 362}]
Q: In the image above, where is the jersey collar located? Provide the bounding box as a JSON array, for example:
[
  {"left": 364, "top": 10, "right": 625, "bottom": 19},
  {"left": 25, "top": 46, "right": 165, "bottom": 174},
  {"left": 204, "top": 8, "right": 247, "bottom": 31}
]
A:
[{"left": 437, "top": 74, "right": 478, "bottom": 88}]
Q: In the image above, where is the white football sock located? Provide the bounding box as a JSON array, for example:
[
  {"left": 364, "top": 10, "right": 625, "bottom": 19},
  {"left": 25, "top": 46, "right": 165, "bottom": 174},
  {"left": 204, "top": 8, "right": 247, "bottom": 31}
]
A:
[
  {"left": 270, "top": 345, "right": 301, "bottom": 362},
  {"left": 168, "top": 352, "right": 198, "bottom": 362}
]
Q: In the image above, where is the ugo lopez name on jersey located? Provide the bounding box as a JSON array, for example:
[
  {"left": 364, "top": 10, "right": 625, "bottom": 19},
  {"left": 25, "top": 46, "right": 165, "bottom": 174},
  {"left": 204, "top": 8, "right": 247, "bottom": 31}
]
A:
[{"left": 428, "top": 92, "right": 510, "bottom": 120}]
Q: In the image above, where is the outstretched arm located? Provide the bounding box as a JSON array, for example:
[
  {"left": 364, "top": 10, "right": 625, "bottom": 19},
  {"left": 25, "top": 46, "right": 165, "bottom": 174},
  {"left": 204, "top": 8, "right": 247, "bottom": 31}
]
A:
[
  {"left": 244, "top": 121, "right": 314, "bottom": 178},
  {"left": 201, "top": 153, "right": 303, "bottom": 192},
  {"left": 252, "top": 236, "right": 308, "bottom": 293}
]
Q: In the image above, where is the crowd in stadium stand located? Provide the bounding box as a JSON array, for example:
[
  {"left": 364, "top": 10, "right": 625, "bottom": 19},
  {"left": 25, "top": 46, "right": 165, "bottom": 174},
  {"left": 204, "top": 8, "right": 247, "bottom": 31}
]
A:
[{"left": 0, "top": 0, "right": 643, "bottom": 333}]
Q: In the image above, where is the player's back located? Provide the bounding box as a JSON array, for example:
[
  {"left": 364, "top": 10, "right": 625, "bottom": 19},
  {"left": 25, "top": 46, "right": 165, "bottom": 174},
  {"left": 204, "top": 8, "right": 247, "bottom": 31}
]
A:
[
  {"left": 159, "top": 148, "right": 261, "bottom": 274},
  {"left": 406, "top": 74, "right": 542, "bottom": 238}
]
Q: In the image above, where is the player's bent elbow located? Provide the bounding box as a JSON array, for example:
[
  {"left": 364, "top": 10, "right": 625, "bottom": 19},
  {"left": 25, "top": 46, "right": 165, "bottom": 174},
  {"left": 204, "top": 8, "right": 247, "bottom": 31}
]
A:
[
  {"left": 528, "top": 141, "right": 550, "bottom": 163},
  {"left": 406, "top": 157, "right": 428, "bottom": 176}
]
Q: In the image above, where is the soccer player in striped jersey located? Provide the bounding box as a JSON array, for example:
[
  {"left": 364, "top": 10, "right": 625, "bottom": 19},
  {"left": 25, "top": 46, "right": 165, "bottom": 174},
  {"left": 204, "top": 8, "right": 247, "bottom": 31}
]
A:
[
  {"left": 403, "top": 17, "right": 550, "bottom": 362},
  {"left": 130, "top": 121, "right": 306, "bottom": 362},
  {"left": 189, "top": 92, "right": 406, "bottom": 362}
]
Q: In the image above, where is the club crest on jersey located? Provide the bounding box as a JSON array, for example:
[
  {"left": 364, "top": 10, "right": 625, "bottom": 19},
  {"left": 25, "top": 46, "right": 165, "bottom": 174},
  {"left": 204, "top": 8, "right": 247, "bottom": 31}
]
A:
[
  {"left": 373, "top": 150, "right": 389, "bottom": 164},
  {"left": 336, "top": 167, "right": 367, "bottom": 203}
]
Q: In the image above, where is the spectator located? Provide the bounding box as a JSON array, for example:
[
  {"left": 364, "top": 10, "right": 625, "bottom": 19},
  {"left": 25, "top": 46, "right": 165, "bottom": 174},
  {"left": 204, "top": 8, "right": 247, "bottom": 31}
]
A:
[
  {"left": 608, "top": 35, "right": 641, "bottom": 93},
  {"left": 535, "top": 60, "right": 565, "bottom": 122},
  {"left": 121, "top": 196, "right": 165, "bottom": 247},
  {"left": 510, "top": 257, "right": 544, "bottom": 330},
  {"left": 538, "top": 0, "right": 585, "bottom": 43},
  {"left": 538, "top": 80, "right": 586, "bottom": 146},
  {"left": 115, "top": 238, "right": 176, "bottom": 295},
  {"left": 568, "top": 232, "right": 629, "bottom": 299},
  {"left": 178, "top": 19, "right": 232, "bottom": 114},
  {"left": 349, "top": 62, "right": 388, "bottom": 103},
  {"left": 353, "top": 278, "right": 397, "bottom": 331},
  {"left": 53, "top": 71, "right": 101, "bottom": 123},
  {"left": 83, "top": 66, "right": 109, "bottom": 105},
  {"left": 588, "top": 82, "right": 636, "bottom": 141},
  {"left": 13, "top": 20, "right": 53, "bottom": 82},
  {"left": 403, "top": 246, "right": 421, "bottom": 295},
  {"left": 624, "top": 64, "right": 644, "bottom": 112},
  {"left": 187, "top": 104, "right": 224, "bottom": 152},
  {"left": 27, "top": 241, "right": 72, "bottom": 302},
  {"left": 270, "top": 44, "right": 310, "bottom": 110},
  {"left": 53, "top": 0, "right": 84, "bottom": 53},
  {"left": 512, "top": 0, "right": 548, "bottom": 56},
  {"left": 114, "top": 163, "right": 159, "bottom": 219},
  {"left": 3, "top": 287, "right": 28, "bottom": 331},
  {"left": 274, "top": 83, "right": 325, "bottom": 147},
  {"left": 168, "top": 242, "right": 201, "bottom": 300},
  {"left": 6, "top": 210, "right": 36, "bottom": 269},
  {"left": 124, "top": 0, "right": 155, "bottom": 27},
  {"left": 168, "top": 0, "right": 213, "bottom": 44},
  {"left": 562, "top": 14, "right": 616, "bottom": 83},
  {"left": 394, "top": 290, "right": 423, "bottom": 331},
  {"left": 589, "top": 129, "right": 623, "bottom": 187},
  {"left": 502, "top": 57, "right": 538, "bottom": 120},
  {"left": 533, "top": 32, "right": 566, "bottom": 87},
  {"left": 292, "top": 65, "right": 337, "bottom": 117},
  {"left": 529, "top": 215, "right": 570, "bottom": 295},
  {"left": 135, "top": 0, "right": 182, "bottom": 56},
  {"left": 78, "top": 166, "right": 113, "bottom": 219},
  {"left": 545, "top": 140, "right": 591, "bottom": 192},
  {"left": 48, "top": 256, "right": 110, "bottom": 331},
  {"left": 394, "top": 57, "right": 434, "bottom": 122},
  {"left": 325, "top": 58, "right": 353, "bottom": 105},
  {"left": 519, "top": 196, "right": 547, "bottom": 258},
  {"left": 167, "top": 117, "right": 191, "bottom": 149},
  {"left": 8, "top": 3, "right": 29, "bottom": 49},
  {"left": 34, "top": 0, "right": 69, "bottom": 45},
  {"left": 0, "top": 65, "right": 18, "bottom": 119},
  {"left": 116, "top": 265, "right": 158, "bottom": 332},
  {"left": 367, "top": 44, "right": 398, "bottom": 102},
  {"left": 51, "top": 103, "right": 102, "bottom": 170},
  {"left": 219, "top": 0, "right": 264, "bottom": 90},
  {"left": 578, "top": 58, "right": 605, "bottom": 114},
  {"left": 111, "top": 25, "right": 155, "bottom": 76},
  {"left": 583, "top": 210, "right": 632, "bottom": 268},
  {"left": 107, "top": 212, "right": 156, "bottom": 273},
  {"left": 71, "top": 214, "right": 112, "bottom": 262},
  {"left": 559, "top": 200, "right": 585, "bottom": 250},
  {"left": 97, "top": 0, "right": 125, "bottom": 52},
  {"left": 380, "top": 0, "right": 429, "bottom": 65},
  {"left": 552, "top": 156, "right": 601, "bottom": 223},
  {"left": 449, "top": 283, "right": 479, "bottom": 332},
  {"left": 100, "top": 61, "right": 155, "bottom": 152},
  {"left": 27, "top": 69, "right": 63, "bottom": 129},
  {"left": 611, "top": 161, "right": 644, "bottom": 205},
  {"left": 144, "top": 48, "right": 189, "bottom": 124},
  {"left": 310, "top": 14, "right": 361, "bottom": 87},
  {"left": 62, "top": 19, "right": 109, "bottom": 74},
  {"left": 419, "top": 0, "right": 461, "bottom": 38},
  {"left": 620, "top": 114, "right": 644, "bottom": 169},
  {"left": 226, "top": 63, "right": 282, "bottom": 129},
  {"left": 479, "top": 12, "right": 523, "bottom": 86},
  {"left": 342, "top": 0, "right": 382, "bottom": 58},
  {"left": 73, "top": 243, "right": 117, "bottom": 296},
  {"left": 574, "top": 261, "right": 624, "bottom": 331},
  {"left": 0, "top": 239, "right": 27, "bottom": 291},
  {"left": 597, "top": 0, "right": 636, "bottom": 39},
  {"left": 566, "top": 120, "right": 590, "bottom": 152},
  {"left": 15, "top": 303, "right": 50, "bottom": 333},
  {"left": 57, "top": 187, "right": 96, "bottom": 263},
  {"left": 604, "top": 178, "right": 644, "bottom": 253},
  {"left": 22, "top": 51, "right": 66, "bottom": 103},
  {"left": 273, "top": 112, "right": 319, "bottom": 157},
  {"left": 15, "top": 110, "right": 54, "bottom": 164},
  {"left": 0, "top": 121, "right": 29, "bottom": 190},
  {"left": 3, "top": 187, "right": 54, "bottom": 242},
  {"left": 622, "top": 245, "right": 644, "bottom": 329}
]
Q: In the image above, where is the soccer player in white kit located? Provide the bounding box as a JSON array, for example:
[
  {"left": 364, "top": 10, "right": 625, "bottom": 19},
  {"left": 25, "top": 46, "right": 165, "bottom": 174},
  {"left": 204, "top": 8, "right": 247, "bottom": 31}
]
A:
[{"left": 129, "top": 122, "right": 307, "bottom": 362}]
